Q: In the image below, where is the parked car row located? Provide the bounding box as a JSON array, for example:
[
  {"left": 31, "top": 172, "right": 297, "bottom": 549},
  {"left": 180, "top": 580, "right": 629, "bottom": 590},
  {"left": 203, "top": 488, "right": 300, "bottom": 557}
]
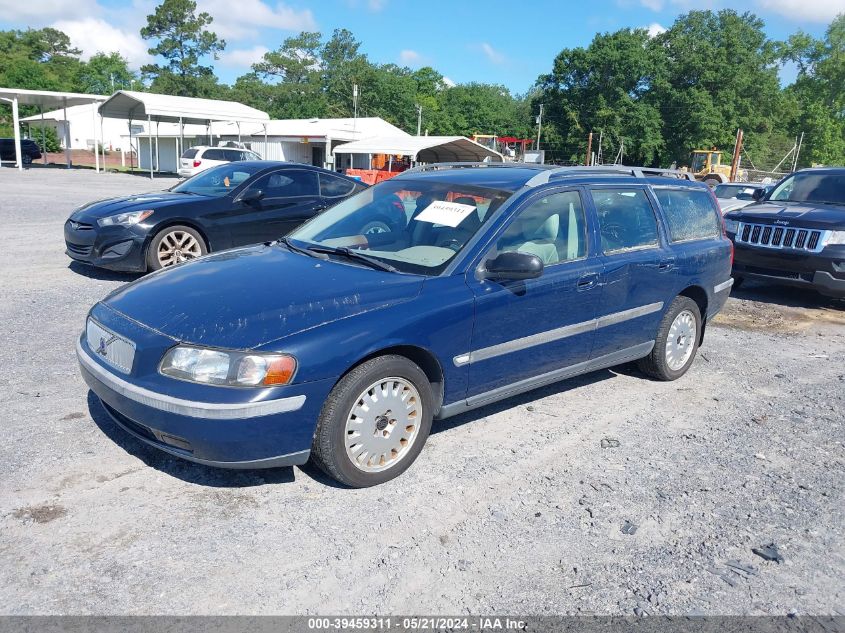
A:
[{"left": 74, "top": 163, "right": 736, "bottom": 486}]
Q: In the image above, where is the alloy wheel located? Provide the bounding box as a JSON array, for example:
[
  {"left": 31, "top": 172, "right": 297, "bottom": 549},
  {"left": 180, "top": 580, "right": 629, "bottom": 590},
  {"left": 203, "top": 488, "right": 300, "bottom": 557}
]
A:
[
  {"left": 665, "top": 309, "right": 696, "bottom": 371},
  {"left": 157, "top": 230, "right": 202, "bottom": 268}
]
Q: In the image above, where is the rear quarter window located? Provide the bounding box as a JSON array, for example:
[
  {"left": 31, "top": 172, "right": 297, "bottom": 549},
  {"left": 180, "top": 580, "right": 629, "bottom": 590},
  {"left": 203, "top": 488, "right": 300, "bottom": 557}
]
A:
[
  {"left": 181, "top": 148, "right": 199, "bottom": 159},
  {"left": 654, "top": 188, "right": 721, "bottom": 242}
]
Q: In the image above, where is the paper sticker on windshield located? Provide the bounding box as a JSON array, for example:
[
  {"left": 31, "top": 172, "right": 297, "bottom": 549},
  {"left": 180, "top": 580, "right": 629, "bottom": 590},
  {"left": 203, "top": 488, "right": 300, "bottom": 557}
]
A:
[{"left": 414, "top": 201, "right": 477, "bottom": 227}]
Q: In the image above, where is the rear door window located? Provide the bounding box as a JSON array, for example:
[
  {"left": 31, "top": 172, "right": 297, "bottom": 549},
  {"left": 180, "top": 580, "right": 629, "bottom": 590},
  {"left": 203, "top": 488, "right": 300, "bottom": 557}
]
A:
[
  {"left": 654, "top": 188, "right": 721, "bottom": 242},
  {"left": 203, "top": 149, "right": 226, "bottom": 161},
  {"left": 319, "top": 173, "right": 356, "bottom": 198},
  {"left": 591, "top": 188, "right": 659, "bottom": 253}
]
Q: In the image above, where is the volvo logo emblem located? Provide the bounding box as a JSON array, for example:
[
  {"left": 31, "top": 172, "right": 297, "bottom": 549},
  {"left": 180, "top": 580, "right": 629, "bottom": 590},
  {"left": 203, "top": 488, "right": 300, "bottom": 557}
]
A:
[{"left": 96, "top": 335, "right": 117, "bottom": 356}]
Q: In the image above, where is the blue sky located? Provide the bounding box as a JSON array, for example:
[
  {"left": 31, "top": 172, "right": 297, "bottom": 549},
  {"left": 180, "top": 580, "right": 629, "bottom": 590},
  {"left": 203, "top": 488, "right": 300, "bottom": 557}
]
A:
[{"left": 0, "top": 0, "right": 840, "bottom": 92}]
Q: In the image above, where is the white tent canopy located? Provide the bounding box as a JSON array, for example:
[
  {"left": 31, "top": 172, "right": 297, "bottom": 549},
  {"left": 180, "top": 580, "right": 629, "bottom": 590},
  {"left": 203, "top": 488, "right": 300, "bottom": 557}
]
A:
[
  {"left": 332, "top": 135, "right": 503, "bottom": 163},
  {"left": 0, "top": 87, "right": 108, "bottom": 170}
]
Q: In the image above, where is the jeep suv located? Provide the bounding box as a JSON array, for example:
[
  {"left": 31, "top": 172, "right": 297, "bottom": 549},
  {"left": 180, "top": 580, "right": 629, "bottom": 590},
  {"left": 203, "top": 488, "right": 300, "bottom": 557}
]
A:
[
  {"left": 724, "top": 168, "right": 845, "bottom": 298},
  {"left": 0, "top": 138, "right": 42, "bottom": 165},
  {"left": 77, "top": 163, "right": 734, "bottom": 487}
]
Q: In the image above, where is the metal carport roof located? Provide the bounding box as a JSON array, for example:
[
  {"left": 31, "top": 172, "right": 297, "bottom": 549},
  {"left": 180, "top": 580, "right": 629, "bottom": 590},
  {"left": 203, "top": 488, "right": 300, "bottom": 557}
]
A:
[
  {"left": 98, "top": 90, "right": 269, "bottom": 125},
  {"left": 97, "top": 91, "right": 270, "bottom": 178},
  {"left": 332, "top": 135, "right": 503, "bottom": 163},
  {"left": 0, "top": 88, "right": 108, "bottom": 170}
]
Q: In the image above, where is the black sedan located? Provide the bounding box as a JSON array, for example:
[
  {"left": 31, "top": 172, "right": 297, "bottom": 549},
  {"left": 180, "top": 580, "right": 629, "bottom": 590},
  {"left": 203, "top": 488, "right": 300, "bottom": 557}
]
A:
[{"left": 64, "top": 162, "right": 366, "bottom": 272}]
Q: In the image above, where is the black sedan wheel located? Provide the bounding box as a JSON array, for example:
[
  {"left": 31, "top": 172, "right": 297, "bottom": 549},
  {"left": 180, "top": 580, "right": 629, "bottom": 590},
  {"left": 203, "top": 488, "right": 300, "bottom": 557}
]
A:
[{"left": 147, "top": 225, "right": 207, "bottom": 271}]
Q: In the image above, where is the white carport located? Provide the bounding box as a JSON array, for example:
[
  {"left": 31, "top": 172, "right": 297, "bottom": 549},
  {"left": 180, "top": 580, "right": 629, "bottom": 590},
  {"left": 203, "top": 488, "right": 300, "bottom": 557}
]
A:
[
  {"left": 333, "top": 135, "right": 504, "bottom": 167},
  {"left": 0, "top": 87, "right": 108, "bottom": 171},
  {"left": 98, "top": 91, "right": 269, "bottom": 178}
]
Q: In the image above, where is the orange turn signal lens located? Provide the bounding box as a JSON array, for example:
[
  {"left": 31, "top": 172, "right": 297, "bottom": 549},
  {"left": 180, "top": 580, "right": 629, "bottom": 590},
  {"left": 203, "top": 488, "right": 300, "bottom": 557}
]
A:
[{"left": 263, "top": 355, "right": 297, "bottom": 385}]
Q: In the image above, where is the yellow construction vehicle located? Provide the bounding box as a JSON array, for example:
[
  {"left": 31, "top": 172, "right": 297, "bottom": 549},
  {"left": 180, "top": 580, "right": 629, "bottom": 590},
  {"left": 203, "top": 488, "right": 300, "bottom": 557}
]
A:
[{"left": 686, "top": 149, "right": 745, "bottom": 186}]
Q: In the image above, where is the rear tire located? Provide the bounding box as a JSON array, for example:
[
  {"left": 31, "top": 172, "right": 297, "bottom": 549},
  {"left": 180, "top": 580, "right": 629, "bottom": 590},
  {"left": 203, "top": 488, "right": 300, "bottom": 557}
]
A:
[
  {"left": 638, "top": 296, "right": 702, "bottom": 381},
  {"left": 146, "top": 225, "right": 207, "bottom": 271},
  {"left": 311, "top": 355, "right": 433, "bottom": 487}
]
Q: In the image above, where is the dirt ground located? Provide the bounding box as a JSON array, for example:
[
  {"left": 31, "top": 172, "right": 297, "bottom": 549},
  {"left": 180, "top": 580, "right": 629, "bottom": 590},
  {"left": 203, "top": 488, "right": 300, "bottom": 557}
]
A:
[{"left": 0, "top": 168, "right": 842, "bottom": 616}]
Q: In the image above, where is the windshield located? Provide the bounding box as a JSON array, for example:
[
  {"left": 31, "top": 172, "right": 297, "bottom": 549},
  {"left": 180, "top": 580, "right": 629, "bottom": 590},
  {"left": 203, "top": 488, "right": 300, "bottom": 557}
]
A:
[
  {"left": 289, "top": 178, "right": 511, "bottom": 275},
  {"left": 769, "top": 172, "right": 845, "bottom": 205},
  {"left": 171, "top": 163, "right": 266, "bottom": 197}
]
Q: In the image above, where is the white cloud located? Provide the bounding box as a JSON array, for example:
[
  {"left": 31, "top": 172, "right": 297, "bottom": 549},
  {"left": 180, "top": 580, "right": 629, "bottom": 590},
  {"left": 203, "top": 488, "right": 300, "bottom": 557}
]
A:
[
  {"left": 219, "top": 45, "right": 270, "bottom": 68},
  {"left": 442, "top": 76, "right": 456, "bottom": 87},
  {"left": 0, "top": 0, "right": 100, "bottom": 22},
  {"left": 639, "top": 0, "right": 664, "bottom": 10},
  {"left": 51, "top": 18, "right": 152, "bottom": 69},
  {"left": 478, "top": 42, "right": 506, "bottom": 65},
  {"left": 756, "top": 0, "right": 844, "bottom": 22},
  {"left": 196, "top": 0, "right": 317, "bottom": 40},
  {"left": 646, "top": 22, "right": 668, "bottom": 37},
  {"left": 399, "top": 49, "right": 422, "bottom": 65},
  {"left": 368, "top": 0, "right": 386, "bottom": 10}
]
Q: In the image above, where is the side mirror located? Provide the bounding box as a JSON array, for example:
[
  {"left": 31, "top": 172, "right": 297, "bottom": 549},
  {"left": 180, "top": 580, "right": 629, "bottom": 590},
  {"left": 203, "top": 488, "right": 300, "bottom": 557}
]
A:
[
  {"left": 240, "top": 189, "right": 264, "bottom": 205},
  {"left": 752, "top": 188, "right": 765, "bottom": 201},
  {"left": 483, "top": 251, "right": 544, "bottom": 281}
]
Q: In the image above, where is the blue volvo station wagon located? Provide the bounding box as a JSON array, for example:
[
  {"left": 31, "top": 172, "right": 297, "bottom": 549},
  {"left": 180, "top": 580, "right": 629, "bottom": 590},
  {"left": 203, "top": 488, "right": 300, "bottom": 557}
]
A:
[{"left": 77, "top": 164, "right": 734, "bottom": 487}]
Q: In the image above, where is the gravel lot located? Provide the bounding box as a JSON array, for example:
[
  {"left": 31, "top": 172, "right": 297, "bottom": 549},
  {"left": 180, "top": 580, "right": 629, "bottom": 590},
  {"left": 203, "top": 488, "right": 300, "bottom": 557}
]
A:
[{"left": 1, "top": 167, "right": 843, "bottom": 616}]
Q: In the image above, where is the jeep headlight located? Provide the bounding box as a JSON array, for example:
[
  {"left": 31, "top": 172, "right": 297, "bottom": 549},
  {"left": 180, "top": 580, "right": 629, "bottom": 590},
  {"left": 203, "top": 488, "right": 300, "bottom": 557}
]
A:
[
  {"left": 723, "top": 218, "right": 739, "bottom": 234},
  {"left": 825, "top": 230, "right": 845, "bottom": 246},
  {"left": 98, "top": 209, "right": 154, "bottom": 227},
  {"left": 159, "top": 346, "right": 296, "bottom": 386}
]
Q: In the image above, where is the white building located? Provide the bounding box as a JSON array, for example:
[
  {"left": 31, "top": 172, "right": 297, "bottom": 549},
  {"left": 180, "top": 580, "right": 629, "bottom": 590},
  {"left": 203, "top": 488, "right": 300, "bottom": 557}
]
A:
[
  {"left": 21, "top": 102, "right": 125, "bottom": 151},
  {"left": 133, "top": 116, "right": 411, "bottom": 173}
]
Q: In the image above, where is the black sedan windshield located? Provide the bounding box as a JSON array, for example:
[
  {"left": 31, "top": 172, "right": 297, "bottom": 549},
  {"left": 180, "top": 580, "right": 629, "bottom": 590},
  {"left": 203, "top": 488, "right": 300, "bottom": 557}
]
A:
[
  {"left": 171, "top": 163, "right": 266, "bottom": 197},
  {"left": 769, "top": 172, "right": 845, "bottom": 205},
  {"left": 290, "top": 179, "right": 511, "bottom": 275}
]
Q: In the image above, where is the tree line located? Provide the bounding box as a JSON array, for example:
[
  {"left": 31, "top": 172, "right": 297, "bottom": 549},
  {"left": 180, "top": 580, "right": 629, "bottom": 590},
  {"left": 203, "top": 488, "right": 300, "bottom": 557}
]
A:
[{"left": 1, "top": 0, "right": 842, "bottom": 169}]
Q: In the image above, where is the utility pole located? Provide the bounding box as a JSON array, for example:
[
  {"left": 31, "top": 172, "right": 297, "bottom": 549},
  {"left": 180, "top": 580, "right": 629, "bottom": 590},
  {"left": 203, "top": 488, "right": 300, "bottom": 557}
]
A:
[
  {"left": 597, "top": 130, "right": 603, "bottom": 165},
  {"left": 729, "top": 128, "right": 743, "bottom": 182},
  {"left": 352, "top": 84, "right": 359, "bottom": 134},
  {"left": 535, "top": 104, "right": 544, "bottom": 150},
  {"left": 416, "top": 104, "right": 422, "bottom": 136},
  {"left": 585, "top": 131, "right": 593, "bottom": 166},
  {"left": 792, "top": 131, "right": 804, "bottom": 172}
]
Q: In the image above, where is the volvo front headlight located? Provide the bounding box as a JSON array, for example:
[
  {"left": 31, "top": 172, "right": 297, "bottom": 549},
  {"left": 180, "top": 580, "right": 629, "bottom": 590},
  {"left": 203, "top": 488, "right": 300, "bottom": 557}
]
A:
[
  {"left": 98, "top": 209, "right": 154, "bottom": 227},
  {"left": 159, "top": 346, "right": 296, "bottom": 387}
]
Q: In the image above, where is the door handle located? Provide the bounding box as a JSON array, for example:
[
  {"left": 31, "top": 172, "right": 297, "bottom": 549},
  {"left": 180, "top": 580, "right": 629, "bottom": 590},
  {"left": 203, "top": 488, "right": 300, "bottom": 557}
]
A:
[
  {"left": 577, "top": 273, "right": 599, "bottom": 290},
  {"left": 658, "top": 258, "right": 675, "bottom": 272}
]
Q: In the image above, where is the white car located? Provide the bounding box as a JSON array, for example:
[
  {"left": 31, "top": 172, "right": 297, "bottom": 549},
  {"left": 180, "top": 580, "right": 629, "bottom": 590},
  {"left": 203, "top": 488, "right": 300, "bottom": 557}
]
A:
[
  {"left": 714, "top": 182, "right": 770, "bottom": 214},
  {"left": 178, "top": 146, "right": 262, "bottom": 178}
]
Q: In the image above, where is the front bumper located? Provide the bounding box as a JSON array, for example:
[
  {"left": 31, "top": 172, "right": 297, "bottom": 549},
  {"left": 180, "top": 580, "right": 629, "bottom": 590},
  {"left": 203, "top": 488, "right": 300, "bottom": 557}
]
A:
[
  {"left": 77, "top": 336, "right": 333, "bottom": 468},
  {"left": 730, "top": 238, "right": 845, "bottom": 299},
  {"left": 64, "top": 221, "right": 148, "bottom": 272}
]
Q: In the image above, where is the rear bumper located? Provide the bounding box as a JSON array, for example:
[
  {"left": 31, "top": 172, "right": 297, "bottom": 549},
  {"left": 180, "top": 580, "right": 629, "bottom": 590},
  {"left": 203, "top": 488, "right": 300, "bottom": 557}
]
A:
[
  {"left": 731, "top": 240, "right": 845, "bottom": 298},
  {"left": 77, "top": 337, "right": 333, "bottom": 468}
]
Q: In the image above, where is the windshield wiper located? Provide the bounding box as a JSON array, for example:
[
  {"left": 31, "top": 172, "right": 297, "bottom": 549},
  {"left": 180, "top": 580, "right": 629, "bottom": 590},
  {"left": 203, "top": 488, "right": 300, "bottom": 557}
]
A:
[
  {"left": 307, "top": 244, "right": 398, "bottom": 272},
  {"left": 277, "top": 237, "right": 328, "bottom": 259}
]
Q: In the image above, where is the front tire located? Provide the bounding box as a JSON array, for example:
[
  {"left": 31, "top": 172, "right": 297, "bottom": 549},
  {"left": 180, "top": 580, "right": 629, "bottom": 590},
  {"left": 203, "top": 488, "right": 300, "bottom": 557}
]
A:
[
  {"left": 311, "top": 355, "right": 434, "bottom": 487},
  {"left": 146, "top": 225, "right": 207, "bottom": 271},
  {"left": 638, "top": 296, "right": 701, "bottom": 381}
]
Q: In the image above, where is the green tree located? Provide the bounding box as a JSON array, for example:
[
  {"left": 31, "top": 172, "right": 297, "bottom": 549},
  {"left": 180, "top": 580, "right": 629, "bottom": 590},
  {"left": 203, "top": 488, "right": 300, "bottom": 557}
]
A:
[
  {"left": 784, "top": 14, "right": 845, "bottom": 166},
  {"left": 140, "top": 0, "right": 225, "bottom": 97},
  {"left": 653, "top": 10, "right": 787, "bottom": 165},
  {"left": 536, "top": 28, "right": 664, "bottom": 164},
  {"left": 75, "top": 52, "right": 137, "bottom": 94},
  {"left": 251, "top": 32, "right": 327, "bottom": 118}
]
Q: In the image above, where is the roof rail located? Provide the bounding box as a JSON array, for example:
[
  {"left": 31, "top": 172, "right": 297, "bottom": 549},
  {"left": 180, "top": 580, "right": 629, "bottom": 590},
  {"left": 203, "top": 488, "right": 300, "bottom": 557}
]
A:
[
  {"left": 403, "top": 161, "right": 547, "bottom": 174},
  {"left": 524, "top": 165, "right": 696, "bottom": 187}
]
